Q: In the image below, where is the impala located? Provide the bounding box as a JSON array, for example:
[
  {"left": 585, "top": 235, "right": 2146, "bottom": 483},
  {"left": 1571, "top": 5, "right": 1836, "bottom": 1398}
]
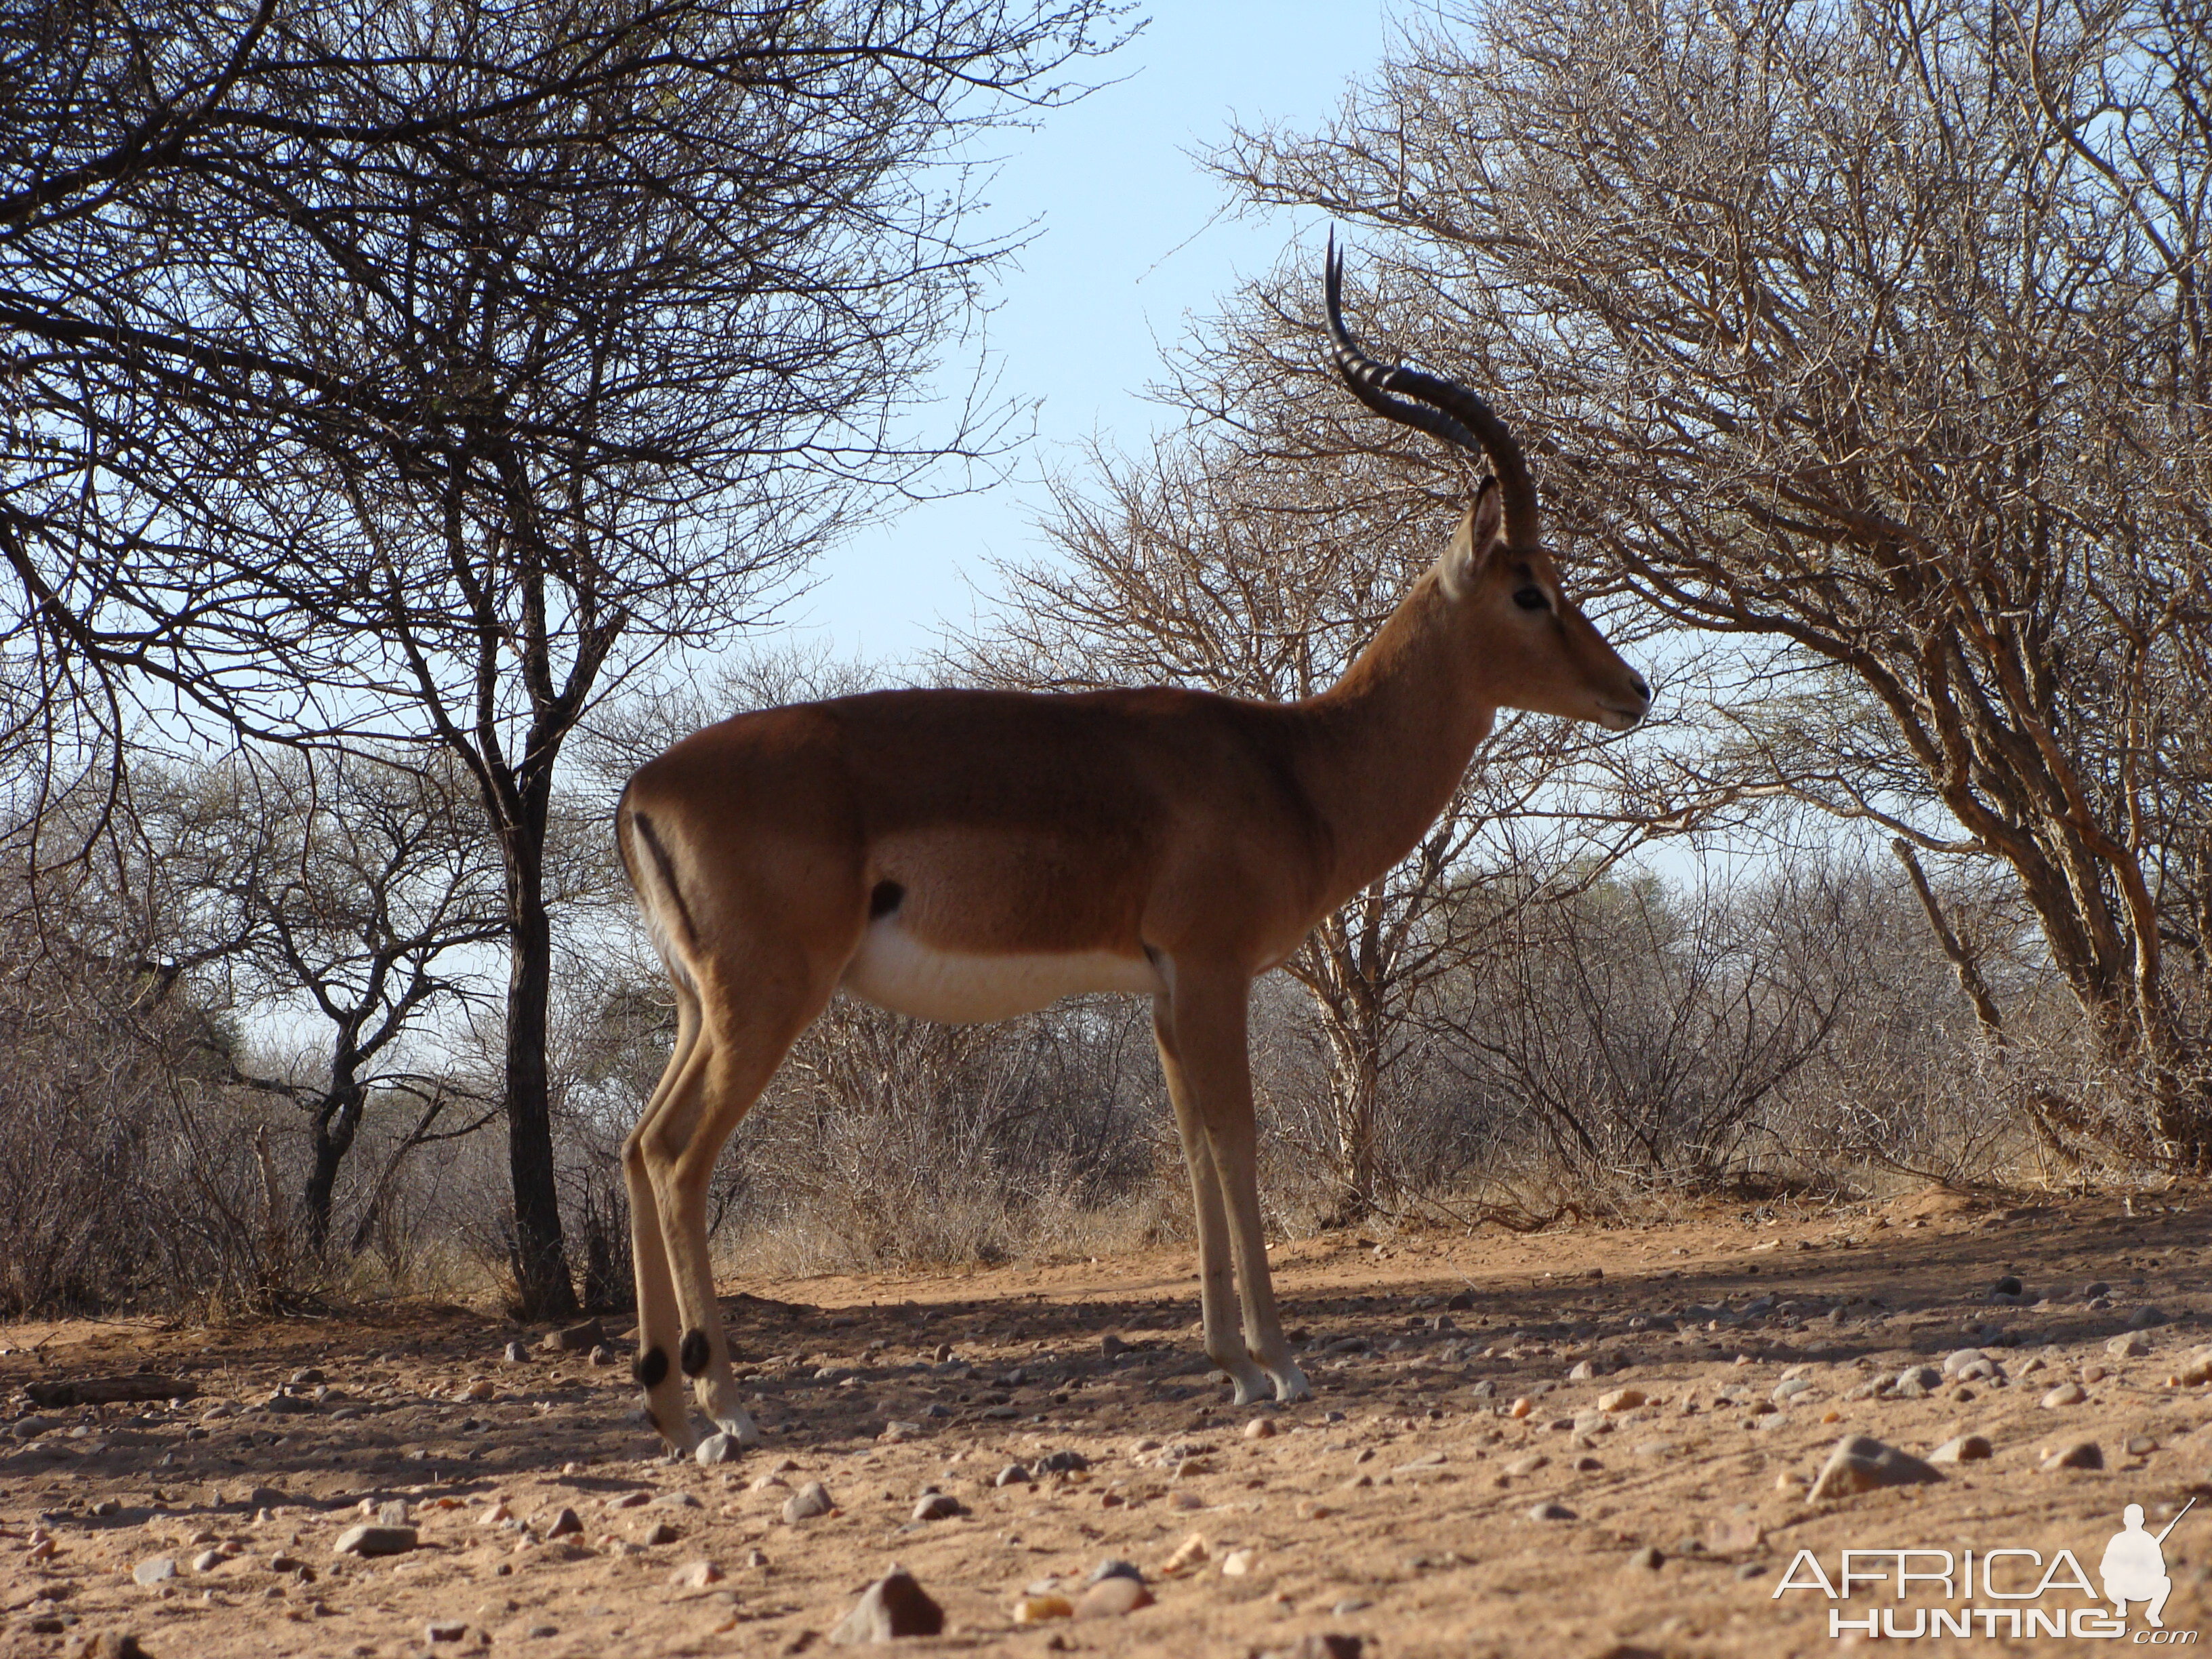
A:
[{"left": 614, "top": 241, "right": 1650, "bottom": 1454}]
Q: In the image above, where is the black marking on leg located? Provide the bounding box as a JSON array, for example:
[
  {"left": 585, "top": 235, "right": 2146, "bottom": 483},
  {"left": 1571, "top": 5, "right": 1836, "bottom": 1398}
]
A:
[
  {"left": 869, "top": 880, "right": 903, "bottom": 919},
  {"left": 680, "top": 1329, "right": 711, "bottom": 1376},
  {"left": 634, "top": 1345, "right": 670, "bottom": 1389}
]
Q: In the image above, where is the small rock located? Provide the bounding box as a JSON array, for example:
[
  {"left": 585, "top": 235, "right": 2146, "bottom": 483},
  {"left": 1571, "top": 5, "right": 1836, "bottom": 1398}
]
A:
[
  {"left": 695, "top": 1432, "right": 742, "bottom": 1465},
  {"left": 1809, "top": 1435, "right": 1943, "bottom": 1501},
  {"left": 189, "top": 1549, "right": 222, "bottom": 1573},
  {"left": 640, "top": 1520, "right": 678, "bottom": 1545},
  {"left": 1505, "top": 1454, "right": 1549, "bottom": 1476},
  {"left": 1567, "top": 1359, "right": 1597, "bottom": 1381},
  {"left": 1164, "top": 1533, "right": 1209, "bottom": 1572},
  {"left": 1087, "top": 1559, "right": 1143, "bottom": 1585},
  {"left": 378, "top": 1500, "right": 411, "bottom": 1526},
  {"left": 2129, "top": 1306, "right": 2168, "bottom": 1330},
  {"left": 332, "top": 1525, "right": 416, "bottom": 1557},
  {"left": 911, "top": 1494, "right": 962, "bottom": 1522},
  {"left": 68, "top": 1639, "right": 154, "bottom": 1659},
  {"left": 1274, "top": 1638, "right": 1364, "bottom": 1659},
  {"left": 1528, "top": 1500, "right": 1578, "bottom": 1521},
  {"left": 1597, "top": 1387, "right": 1645, "bottom": 1412},
  {"left": 1076, "top": 1575, "right": 1153, "bottom": 1616},
  {"left": 1893, "top": 1366, "right": 1944, "bottom": 1398},
  {"left": 2108, "top": 1332, "right": 2152, "bottom": 1358},
  {"left": 1244, "top": 1417, "right": 1276, "bottom": 1440},
  {"left": 542, "top": 1509, "right": 582, "bottom": 1540},
  {"left": 2041, "top": 1383, "right": 2088, "bottom": 1408},
  {"left": 1012, "top": 1594, "right": 1073, "bottom": 1623},
  {"left": 1992, "top": 1276, "right": 2023, "bottom": 1297},
  {"left": 782, "top": 1482, "right": 833, "bottom": 1523},
  {"left": 1928, "top": 1434, "right": 1993, "bottom": 1463},
  {"left": 2081, "top": 1281, "right": 2112, "bottom": 1300},
  {"left": 1101, "top": 1334, "right": 1128, "bottom": 1359},
  {"left": 1626, "top": 1545, "right": 1664, "bottom": 1571},
  {"left": 503, "top": 1340, "right": 528, "bottom": 1364},
  {"left": 1221, "top": 1548, "right": 1255, "bottom": 1576},
  {"left": 1036, "top": 1450, "right": 1088, "bottom": 1473},
  {"left": 133, "top": 1557, "right": 178, "bottom": 1586},
  {"left": 669, "top": 1560, "right": 722, "bottom": 1588},
  {"left": 2041, "top": 1441, "right": 2104, "bottom": 1471},
  {"left": 424, "top": 1622, "right": 468, "bottom": 1644},
  {"left": 1942, "top": 1348, "right": 1987, "bottom": 1376},
  {"left": 2166, "top": 1345, "right": 2212, "bottom": 1387},
  {"left": 995, "top": 1463, "right": 1032, "bottom": 1488},
  {"left": 830, "top": 1568, "right": 945, "bottom": 1641},
  {"left": 542, "top": 1319, "right": 607, "bottom": 1354}
]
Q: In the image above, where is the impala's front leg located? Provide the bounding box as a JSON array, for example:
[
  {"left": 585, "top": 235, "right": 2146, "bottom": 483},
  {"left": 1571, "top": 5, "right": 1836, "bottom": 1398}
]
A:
[
  {"left": 1154, "top": 994, "right": 1274, "bottom": 1405},
  {"left": 1162, "top": 972, "right": 1311, "bottom": 1404}
]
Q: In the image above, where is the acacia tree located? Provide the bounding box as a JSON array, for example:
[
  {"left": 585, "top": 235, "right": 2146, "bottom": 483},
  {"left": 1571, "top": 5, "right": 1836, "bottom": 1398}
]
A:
[
  {"left": 0, "top": 0, "right": 1121, "bottom": 1311},
  {"left": 1214, "top": 0, "right": 2212, "bottom": 1163},
  {"left": 117, "top": 751, "right": 510, "bottom": 1256}
]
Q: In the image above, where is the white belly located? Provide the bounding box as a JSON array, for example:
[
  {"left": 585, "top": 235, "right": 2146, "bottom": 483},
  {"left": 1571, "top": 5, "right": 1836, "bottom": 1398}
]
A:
[{"left": 841, "top": 920, "right": 1166, "bottom": 1023}]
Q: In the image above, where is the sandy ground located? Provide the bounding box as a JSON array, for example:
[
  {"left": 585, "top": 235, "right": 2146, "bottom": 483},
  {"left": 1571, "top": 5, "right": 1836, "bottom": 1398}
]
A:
[{"left": 5, "top": 1189, "right": 2212, "bottom": 1659}]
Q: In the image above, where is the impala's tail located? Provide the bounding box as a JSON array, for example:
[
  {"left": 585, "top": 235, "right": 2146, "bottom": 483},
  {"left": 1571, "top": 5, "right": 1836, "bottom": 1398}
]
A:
[{"left": 617, "top": 792, "right": 700, "bottom": 990}]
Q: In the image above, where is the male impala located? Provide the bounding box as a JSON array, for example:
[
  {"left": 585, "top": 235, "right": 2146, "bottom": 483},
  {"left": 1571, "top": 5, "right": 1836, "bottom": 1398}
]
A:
[{"left": 614, "top": 243, "right": 1650, "bottom": 1454}]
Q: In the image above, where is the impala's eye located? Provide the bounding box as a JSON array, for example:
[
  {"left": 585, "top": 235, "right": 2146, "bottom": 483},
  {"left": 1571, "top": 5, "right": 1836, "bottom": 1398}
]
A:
[{"left": 1513, "top": 586, "right": 1550, "bottom": 612}]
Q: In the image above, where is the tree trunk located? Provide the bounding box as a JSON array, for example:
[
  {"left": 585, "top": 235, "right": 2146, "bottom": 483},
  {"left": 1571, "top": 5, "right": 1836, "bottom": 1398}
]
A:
[
  {"left": 301, "top": 1078, "right": 365, "bottom": 1258},
  {"left": 1328, "top": 1041, "right": 1382, "bottom": 1218},
  {"left": 506, "top": 855, "right": 577, "bottom": 1318}
]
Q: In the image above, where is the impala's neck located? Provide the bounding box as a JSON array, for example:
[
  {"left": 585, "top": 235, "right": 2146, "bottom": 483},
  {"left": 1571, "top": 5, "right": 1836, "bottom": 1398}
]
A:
[{"left": 1298, "top": 560, "right": 1495, "bottom": 904}]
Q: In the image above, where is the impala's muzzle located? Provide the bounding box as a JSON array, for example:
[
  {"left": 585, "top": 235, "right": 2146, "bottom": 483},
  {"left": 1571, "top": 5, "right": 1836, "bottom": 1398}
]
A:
[{"left": 1597, "top": 676, "right": 1653, "bottom": 731}]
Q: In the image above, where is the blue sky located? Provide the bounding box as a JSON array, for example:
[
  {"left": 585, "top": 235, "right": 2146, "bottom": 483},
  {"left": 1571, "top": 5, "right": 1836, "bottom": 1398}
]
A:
[{"left": 786, "top": 3, "right": 1397, "bottom": 670}]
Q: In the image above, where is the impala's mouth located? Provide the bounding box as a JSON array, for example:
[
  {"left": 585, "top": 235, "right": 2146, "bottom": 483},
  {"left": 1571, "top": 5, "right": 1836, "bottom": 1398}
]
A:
[{"left": 1596, "top": 700, "right": 1648, "bottom": 732}]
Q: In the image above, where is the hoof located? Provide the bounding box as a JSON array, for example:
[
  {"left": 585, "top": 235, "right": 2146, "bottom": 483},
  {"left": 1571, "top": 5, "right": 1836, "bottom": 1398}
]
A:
[
  {"left": 714, "top": 1412, "right": 763, "bottom": 1448},
  {"left": 1227, "top": 1371, "right": 1271, "bottom": 1407},
  {"left": 1272, "top": 1368, "right": 1313, "bottom": 1403}
]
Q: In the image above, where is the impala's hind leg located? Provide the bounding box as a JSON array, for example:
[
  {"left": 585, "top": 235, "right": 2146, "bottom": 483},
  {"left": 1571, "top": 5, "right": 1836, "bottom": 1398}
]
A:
[
  {"left": 637, "top": 949, "right": 836, "bottom": 1450},
  {"left": 623, "top": 983, "right": 707, "bottom": 1454}
]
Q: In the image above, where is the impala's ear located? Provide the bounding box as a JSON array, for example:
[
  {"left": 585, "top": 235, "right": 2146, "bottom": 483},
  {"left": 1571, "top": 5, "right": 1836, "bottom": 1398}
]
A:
[{"left": 1445, "top": 477, "right": 1507, "bottom": 596}]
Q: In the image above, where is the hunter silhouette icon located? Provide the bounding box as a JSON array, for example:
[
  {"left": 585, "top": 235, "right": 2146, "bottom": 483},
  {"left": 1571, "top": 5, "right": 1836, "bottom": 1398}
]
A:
[{"left": 2102, "top": 1498, "right": 2192, "bottom": 1626}]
